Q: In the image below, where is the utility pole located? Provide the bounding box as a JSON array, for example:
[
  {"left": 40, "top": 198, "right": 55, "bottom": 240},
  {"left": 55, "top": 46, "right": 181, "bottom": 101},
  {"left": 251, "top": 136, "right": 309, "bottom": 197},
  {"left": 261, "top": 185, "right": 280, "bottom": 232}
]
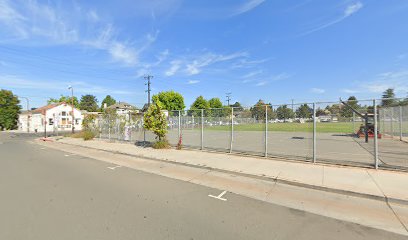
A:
[
  {"left": 68, "top": 86, "right": 75, "bottom": 134},
  {"left": 144, "top": 75, "right": 153, "bottom": 107},
  {"left": 226, "top": 92, "right": 232, "bottom": 106}
]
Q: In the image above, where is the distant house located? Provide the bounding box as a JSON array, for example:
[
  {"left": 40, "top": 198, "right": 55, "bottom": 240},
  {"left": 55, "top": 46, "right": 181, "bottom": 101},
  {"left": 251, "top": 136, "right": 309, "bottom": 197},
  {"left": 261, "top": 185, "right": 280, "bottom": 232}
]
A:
[
  {"left": 105, "top": 101, "right": 139, "bottom": 115},
  {"left": 318, "top": 114, "right": 338, "bottom": 123},
  {"left": 18, "top": 102, "right": 83, "bottom": 133}
]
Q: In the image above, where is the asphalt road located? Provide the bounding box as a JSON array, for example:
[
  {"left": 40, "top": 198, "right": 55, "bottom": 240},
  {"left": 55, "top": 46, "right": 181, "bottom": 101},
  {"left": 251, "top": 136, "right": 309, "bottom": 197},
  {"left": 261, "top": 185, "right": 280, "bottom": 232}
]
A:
[{"left": 0, "top": 132, "right": 406, "bottom": 240}]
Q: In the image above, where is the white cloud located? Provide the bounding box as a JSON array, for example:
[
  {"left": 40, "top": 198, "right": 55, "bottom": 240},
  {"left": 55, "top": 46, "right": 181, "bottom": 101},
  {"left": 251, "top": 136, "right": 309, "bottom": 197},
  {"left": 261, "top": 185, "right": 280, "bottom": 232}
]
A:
[
  {"left": 310, "top": 88, "right": 326, "bottom": 94},
  {"left": 344, "top": 2, "right": 363, "bottom": 17},
  {"left": 0, "top": 1, "right": 156, "bottom": 66},
  {"left": 270, "top": 72, "right": 291, "bottom": 81},
  {"left": 255, "top": 81, "right": 268, "bottom": 86},
  {"left": 187, "top": 80, "right": 200, "bottom": 84},
  {"left": 0, "top": 75, "right": 132, "bottom": 95},
  {"left": 301, "top": 1, "right": 364, "bottom": 36},
  {"left": 365, "top": 70, "right": 408, "bottom": 93},
  {"left": 242, "top": 70, "right": 263, "bottom": 79},
  {"left": 231, "top": 0, "right": 265, "bottom": 16},
  {"left": 108, "top": 42, "right": 138, "bottom": 65},
  {"left": 87, "top": 10, "right": 99, "bottom": 22},
  {"left": 165, "top": 60, "right": 182, "bottom": 76},
  {"left": 341, "top": 89, "right": 360, "bottom": 94},
  {"left": 185, "top": 51, "right": 247, "bottom": 75}
]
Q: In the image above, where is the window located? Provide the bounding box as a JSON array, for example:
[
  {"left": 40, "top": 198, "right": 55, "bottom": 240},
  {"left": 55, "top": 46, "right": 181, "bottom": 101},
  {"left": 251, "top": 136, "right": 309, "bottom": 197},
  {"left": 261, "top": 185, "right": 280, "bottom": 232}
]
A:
[
  {"left": 75, "top": 119, "right": 80, "bottom": 125},
  {"left": 61, "top": 118, "right": 67, "bottom": 125},
  {"left": 61, "top": 111, "right": 66, "bottom": 116},
  {"left": 49, "top": 118, "right": 54, "bottom": 125}
]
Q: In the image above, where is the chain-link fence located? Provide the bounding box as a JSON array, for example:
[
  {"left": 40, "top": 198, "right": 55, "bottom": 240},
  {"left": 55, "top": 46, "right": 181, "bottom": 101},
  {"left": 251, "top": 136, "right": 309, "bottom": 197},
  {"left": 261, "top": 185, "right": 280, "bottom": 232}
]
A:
[{"left": 92, "top": 98, "right": 408, "bottom": 171}]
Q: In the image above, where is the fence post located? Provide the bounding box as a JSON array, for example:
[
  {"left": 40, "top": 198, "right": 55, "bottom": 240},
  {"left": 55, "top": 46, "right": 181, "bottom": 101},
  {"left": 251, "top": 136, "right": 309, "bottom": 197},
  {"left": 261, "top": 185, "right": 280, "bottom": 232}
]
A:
[
  {"left": 399, "top": 105, "right": 403, "bottom": 141},
  {"left": 352, "top": 112, "right": 355, "bottom": 133},
  {"left": 178, "top": 110, "right": 181, "bottom": 141},
  {"left": 374, "top": 99, "right": 379, "bottom": 169},
  {"left": 265, "top": 105, "right": 268, "bottom": 157},
  {"left": 201, "top": 109, "right": 204, "bottom": 150},
  {"left": 230, "top": 107, "right": 234, "bottom": 153},
  {"left": 313, "top": 103, "right": 317, "bottom": 163},
  {"left": 390, "top": 108, "right": 394, "bottom": 138}
]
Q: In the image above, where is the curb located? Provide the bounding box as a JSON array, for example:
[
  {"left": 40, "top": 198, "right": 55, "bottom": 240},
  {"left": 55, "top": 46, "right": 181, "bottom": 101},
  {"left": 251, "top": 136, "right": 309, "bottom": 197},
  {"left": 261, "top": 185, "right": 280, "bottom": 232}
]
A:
[{"left": 42, "top": 139, "right": 408, "bottom": 206}]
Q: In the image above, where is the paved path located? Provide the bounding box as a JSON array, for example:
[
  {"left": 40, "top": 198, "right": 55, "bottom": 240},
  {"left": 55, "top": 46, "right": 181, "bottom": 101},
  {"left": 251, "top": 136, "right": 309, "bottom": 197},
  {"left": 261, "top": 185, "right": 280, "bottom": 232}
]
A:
[
  {"left": 52, "top": 136, "right": 408, "bottom": 204},
  {"left": 1, "top": 132, "right": 407, "bottom": 239}
]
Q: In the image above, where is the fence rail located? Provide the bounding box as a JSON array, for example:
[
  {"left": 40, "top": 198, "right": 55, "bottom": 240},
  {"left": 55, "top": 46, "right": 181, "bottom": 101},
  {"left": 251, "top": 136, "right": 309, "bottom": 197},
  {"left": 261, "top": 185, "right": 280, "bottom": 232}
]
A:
[{"left": 93, "top": 98, "right": 408, "bottom": 171}]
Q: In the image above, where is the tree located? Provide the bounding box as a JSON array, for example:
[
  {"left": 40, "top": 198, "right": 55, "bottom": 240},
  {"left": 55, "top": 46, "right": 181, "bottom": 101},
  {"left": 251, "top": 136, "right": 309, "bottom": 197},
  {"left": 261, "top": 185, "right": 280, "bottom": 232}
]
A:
[
  {"left": 340, "top": 96, "right": 360, "bottom": 118},
  {"left": 152, "top": 91, "right": 185, "bottom": 113},
  {"left": 190, "top": 96, "right": 209, "bottom": 116},
  {"left": 143, "top": 103, "right": 167, "bottom": 141},
  {"left": 79, "top": 95, "right": 99, "bottom": 112},
  {"left": 208, "top": 97, "right": 223, "bottom": 109},
  {"left": 250, "top": 100, "right": 273, "bottom": 120},
  {"left": 296, "top": 104, "right": 312, "bottom": 118},
  {"left": 208, "top": 97, "right": 224, "bottom": 117},
  {"left": 276, "top": 105, "right": 294, "bottom": 121},
  {"left": 316, "top": 108, "right": 326, "bottom": 117},
  {"left": 381, "top": 88, "right": 396, "bottom": 107},
  {"left": 0, "top": 89, "right": 21, "bottom": 130},
  {"left": 48, "top": 95, "right": 79, "bottom": 108},
  {"left": 101, "top": 95, "right": 116, "bottom": 109},
  {"left": 231, "top": 102, "right": 244, "bottom": 111},
  {"left": 325, "top": 104, "right": 341, "bottom": 115}
]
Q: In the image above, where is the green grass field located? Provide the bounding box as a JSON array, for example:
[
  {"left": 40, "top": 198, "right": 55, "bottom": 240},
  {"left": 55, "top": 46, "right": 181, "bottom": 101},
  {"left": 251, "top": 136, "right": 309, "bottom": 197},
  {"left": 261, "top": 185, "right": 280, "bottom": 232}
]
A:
[{"left": 204, "top": 122, "right": 358, "bottom": 133}]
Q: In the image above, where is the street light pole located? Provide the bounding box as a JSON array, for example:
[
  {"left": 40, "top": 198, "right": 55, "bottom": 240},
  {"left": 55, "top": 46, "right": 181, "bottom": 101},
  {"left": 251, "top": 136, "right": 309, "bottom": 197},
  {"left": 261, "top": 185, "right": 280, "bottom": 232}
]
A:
[
  {"left": 20, "top": 97, "right": 30, "bottom": 132},
  {"left": 68, "top": 86, "right": 75, "bottom": 133}
]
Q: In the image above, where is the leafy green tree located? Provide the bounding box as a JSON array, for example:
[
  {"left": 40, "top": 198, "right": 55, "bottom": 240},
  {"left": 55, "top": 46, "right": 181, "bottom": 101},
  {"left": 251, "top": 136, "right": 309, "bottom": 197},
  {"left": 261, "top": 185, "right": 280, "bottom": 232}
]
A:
[
  {"left": 340, "top": 96, "right": 360, "bottom": 118},
  {"left": 296, "top": 104, "right": 312, "bottom": 118},
  {"left": 316, "top": 108, "right": 326, "bottom": 117},
  {"left": 208, "top": 97, "right": 224, "bottom": 117},
  {"left": 276, "top": 105, "right": 294, "bottom": 121},
  {"left": 208, "top": 98, "right": 223, "bottom": 109},
  {"left": 250, "top": 100, "right": 273, "bottom": 120},
  {"left": 325, "top": 104, "right": 341, "bottom": 115},
  {"left": 381, "top": 88, "right": 396, "bottom": 107},
  {"left": 48, "top": 95, "right": 79, "bottom": 108},
  {"left": 143, "top": 103, "right": 167, "bottom": 141},
  {"left": 152, "top": 91, "right": 185, "bottom": 114},
  {"left": 79, "top": 95, "right": 99, "bottom": 112},
  {"left": 0, "top": 89, "right": 21, "bottom": 130},
  {"left": 190, "top": 96, "right": 209, "bottom": 116},
  {"left": 231, "top": 102, "right": 244, "bottom": 111},
  {"left": 101, "top": 95, "right": 116, "bottom": 109}
]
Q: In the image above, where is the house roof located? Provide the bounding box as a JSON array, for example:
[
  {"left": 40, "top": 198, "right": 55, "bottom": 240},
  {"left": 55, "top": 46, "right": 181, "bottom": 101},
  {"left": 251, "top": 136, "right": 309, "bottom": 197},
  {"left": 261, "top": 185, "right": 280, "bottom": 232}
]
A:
[
  {"left": 30, "top": 102, "right": 73, "bottom": 114},
  {"left": 106, "top": 101, "right": 138, "bottom": 110}
]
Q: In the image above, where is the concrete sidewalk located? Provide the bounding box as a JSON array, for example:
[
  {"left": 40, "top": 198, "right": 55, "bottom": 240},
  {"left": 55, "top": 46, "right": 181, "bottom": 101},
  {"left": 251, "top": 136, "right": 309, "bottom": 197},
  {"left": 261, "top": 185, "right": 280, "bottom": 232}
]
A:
[{"left": 51, "top": 137, "right": 408, "bottom": 204}]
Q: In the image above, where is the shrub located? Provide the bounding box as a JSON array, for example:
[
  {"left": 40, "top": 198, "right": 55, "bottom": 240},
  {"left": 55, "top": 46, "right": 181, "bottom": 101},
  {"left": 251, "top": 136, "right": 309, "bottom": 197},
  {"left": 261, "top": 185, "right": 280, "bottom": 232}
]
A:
[
  {"left": 82, "top": 130, "right": 96, "bottom": 141},
  {"left": 152, "top": 139, "right": 170, "bottom": 149},
  {"left": 69, "top": 130, "right": 95, "bottom": 141},
  {"left": 143, "top": 103, "right": 167, "bottom": 141}
]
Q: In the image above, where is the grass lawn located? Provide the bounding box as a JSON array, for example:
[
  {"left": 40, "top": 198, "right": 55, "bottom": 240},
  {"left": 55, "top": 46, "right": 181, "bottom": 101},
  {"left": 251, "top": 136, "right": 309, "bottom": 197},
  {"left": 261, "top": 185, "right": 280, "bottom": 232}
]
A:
[{"left": 204, "top": 122, "right": 357, "bottom": 133}]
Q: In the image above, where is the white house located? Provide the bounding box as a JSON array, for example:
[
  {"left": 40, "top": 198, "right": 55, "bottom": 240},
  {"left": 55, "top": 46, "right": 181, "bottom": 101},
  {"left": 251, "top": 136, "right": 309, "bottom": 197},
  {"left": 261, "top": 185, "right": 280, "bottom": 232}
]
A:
[
  {"left": 105, "top": 102, "right": 139, "bottom": 115},
  {"left": 18, "top": 102, "right": 83, "bottom": 133}
]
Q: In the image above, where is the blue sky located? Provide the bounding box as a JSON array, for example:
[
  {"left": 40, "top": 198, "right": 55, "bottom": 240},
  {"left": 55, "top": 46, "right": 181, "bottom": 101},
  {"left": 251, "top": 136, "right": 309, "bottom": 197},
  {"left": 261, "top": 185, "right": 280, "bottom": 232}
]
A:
[{"left": 1, "top": 0, "right": 408, "bottom": 109}]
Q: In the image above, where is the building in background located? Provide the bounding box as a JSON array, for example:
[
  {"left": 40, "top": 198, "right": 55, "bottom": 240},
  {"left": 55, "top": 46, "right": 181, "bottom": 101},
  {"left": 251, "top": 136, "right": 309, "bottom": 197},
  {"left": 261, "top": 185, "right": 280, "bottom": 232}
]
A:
[
  {"left": 18, "top": 102, "right": 83, "bottom": 133},
  {"left": 105, "top": 101, "right": 140, "bottom": 115}
]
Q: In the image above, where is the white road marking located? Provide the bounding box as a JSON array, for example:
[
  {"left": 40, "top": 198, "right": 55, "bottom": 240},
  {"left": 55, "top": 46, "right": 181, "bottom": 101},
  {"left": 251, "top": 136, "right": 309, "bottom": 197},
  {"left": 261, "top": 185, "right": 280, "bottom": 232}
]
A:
[
  {"left": 107, "top": 165, "right": 121, "bottom": 170},
  {"left": 40, "top": 147, "right": 46, "bottom": 150},
  {"left": 208, "top": 190, "right": 228, "bottom": 201},
  {"left": 64, "top": 154, "right": 70, "bottom": 157}
]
